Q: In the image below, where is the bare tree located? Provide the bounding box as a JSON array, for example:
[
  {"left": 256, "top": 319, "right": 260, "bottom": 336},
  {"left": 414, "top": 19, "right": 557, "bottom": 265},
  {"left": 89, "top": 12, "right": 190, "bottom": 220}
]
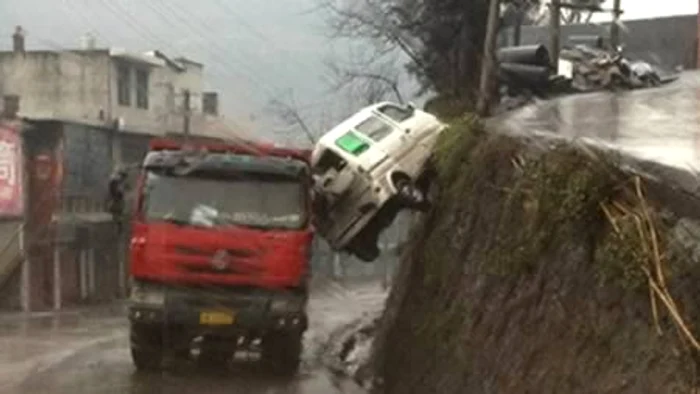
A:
[
  {"left": 267, "top": 90, "right": 318, "bottom": 145},
  {"left": 321, "top": 0, "right": 493, "bottom": 106},
  {"left": 320, "top": 0, "right": 427, "bottom": 75},
  {"left": 325, "top": 55, "right": 406, "bottom": 105}
]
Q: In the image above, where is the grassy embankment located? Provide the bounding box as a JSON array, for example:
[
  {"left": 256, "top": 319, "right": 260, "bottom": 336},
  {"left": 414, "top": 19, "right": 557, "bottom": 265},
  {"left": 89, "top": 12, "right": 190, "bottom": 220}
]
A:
[{"left": 370, "top": 115, "right": 700, "bottom": 393}]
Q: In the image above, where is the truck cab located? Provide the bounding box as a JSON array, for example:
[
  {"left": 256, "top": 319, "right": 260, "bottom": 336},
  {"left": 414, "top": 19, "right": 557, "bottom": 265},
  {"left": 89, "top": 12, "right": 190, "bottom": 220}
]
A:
[{"left": 128, "top": 139, "right": 313, "bottom": 375}]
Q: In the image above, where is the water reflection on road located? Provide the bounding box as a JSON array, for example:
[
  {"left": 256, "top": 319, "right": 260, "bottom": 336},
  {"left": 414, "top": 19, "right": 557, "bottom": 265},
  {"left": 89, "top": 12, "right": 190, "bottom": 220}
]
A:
[
  {"left": 499, "top": 71, "right": 700, "bottom": 172},
  {"left": 0, "top": 282, "right": 385, "bottom": 394}
]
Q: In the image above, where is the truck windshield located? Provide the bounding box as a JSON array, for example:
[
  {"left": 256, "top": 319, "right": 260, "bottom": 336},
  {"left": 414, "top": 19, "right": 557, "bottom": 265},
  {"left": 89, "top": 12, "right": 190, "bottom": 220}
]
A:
[{"left": 142, "top": 172, "right": 307, "bottom": 230}]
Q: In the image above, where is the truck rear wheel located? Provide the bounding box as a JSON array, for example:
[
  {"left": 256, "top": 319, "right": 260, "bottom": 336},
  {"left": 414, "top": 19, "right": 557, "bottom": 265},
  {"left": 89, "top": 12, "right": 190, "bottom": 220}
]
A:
[
  {"left": 130, "top": 323, "right": 164, "bottom": 372},
  {"left": 262, "top": 332, "right": 303, "bottom": 376}
]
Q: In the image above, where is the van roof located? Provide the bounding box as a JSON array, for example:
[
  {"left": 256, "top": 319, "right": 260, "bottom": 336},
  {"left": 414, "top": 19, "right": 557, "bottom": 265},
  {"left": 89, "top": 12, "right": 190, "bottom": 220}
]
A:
[{"left": 316, "top": 101, "right": 399, "bottom": 147}]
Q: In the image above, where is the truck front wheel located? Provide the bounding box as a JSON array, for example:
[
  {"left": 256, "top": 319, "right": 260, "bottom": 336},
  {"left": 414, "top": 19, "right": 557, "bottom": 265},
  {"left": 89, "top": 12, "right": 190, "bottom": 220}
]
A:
[
  {"left": 262, "top": 332, "right": 303, "bottom": 376},
  {"left": 130, "top": 323, "right": 163, "bottom": 372}
]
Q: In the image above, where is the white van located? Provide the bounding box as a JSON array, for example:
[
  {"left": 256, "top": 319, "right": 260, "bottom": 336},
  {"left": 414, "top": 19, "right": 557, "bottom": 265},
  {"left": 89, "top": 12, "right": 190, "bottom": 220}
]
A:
[{"left": 310, "top": 101, "right": 446, "bottom": 261}]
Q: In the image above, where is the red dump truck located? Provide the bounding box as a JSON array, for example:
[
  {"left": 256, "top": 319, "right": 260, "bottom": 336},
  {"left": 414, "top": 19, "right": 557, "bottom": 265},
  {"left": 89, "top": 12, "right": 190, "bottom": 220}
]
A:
[{"left": 127, "top": 138, "right": 313, "bottom": 375}]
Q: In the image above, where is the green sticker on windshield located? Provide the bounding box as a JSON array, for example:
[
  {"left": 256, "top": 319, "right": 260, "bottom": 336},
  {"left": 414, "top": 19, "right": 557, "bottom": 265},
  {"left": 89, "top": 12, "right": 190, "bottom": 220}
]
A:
[{"left": 335, "top": 131, "right": 369, "bottom": 156}]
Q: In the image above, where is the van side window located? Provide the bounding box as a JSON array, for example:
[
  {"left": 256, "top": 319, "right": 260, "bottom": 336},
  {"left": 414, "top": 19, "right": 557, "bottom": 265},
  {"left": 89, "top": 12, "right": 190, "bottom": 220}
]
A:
[
  {"left": 355, "top": 115, "right": 395, "bottom": 142},
  {"left": 313, "top": 148, "right": 347, "bottom": 174},
  {"left": 377, "top": 104, "right": 413, "bottom": 123},
  {"left": 335, "top": 131, "right": 370, "bottom": 156}
]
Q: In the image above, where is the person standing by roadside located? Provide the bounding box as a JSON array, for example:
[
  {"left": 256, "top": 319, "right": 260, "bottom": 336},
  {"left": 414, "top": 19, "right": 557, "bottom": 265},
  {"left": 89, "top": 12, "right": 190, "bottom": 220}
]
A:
[{"left": 106, "top": 168, "right": 128, "bottom": 233}]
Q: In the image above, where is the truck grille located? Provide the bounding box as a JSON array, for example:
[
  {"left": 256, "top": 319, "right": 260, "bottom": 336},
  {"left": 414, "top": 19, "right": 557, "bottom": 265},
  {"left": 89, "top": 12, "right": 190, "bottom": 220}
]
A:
[
  {"left": 173, "top": 244, "right": 264, "bottom": 276},
  {"left": 174, "top": 245, "right": 256, "bottom": 258},
  {"left": 179, "top": 264, "right": 263, "bottom": 276}
]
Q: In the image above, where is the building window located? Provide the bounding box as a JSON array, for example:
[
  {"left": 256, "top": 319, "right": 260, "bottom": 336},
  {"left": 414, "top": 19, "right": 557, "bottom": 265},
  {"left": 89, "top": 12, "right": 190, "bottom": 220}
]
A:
[
  {"left": 136, "top": 69, "right": 149, "bottom": 109},
  {"left": 202, "top": 92, "right": 218, "bottom": 116},
  {"left": 117, "top": 64, "right": 131, "bottom": 106}
]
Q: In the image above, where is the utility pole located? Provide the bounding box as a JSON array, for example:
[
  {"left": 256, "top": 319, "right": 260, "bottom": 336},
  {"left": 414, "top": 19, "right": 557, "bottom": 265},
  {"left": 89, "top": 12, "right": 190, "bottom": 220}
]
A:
[
  {"left": 549, "top": 0, "right": 562, "bottom": 73},
  {"left": 609, "top": 0, "right": 622, "bottom": 50},
  {"left": 513, "top": 6, "right": 524, "bottom": 46},
  {"left": 182, "top": 89, "right": 191, "bottom": 142},
  {"left": 476, "top": 0, "right": 501, "bottom": 116},
  {"left": 697, "top": 0, "right": 700, "bottom": 68}
]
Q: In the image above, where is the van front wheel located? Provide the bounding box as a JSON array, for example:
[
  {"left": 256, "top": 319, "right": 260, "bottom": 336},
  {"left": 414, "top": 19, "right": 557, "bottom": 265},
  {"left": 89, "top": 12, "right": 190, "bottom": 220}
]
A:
[{"left": 394, "top": 176, "right": 428, "bottom": 211}]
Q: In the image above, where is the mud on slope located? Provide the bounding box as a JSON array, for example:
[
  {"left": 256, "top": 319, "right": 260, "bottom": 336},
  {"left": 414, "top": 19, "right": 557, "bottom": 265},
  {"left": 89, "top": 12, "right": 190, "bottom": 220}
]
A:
[{"left": 369, "top": 116, "right": 700, "bottom": 394}]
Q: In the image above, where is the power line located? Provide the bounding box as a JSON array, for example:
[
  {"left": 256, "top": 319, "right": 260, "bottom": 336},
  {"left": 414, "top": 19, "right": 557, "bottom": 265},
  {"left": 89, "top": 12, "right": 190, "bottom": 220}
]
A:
[
  {"left": 209, "top": 0, "right": 336, "bottom": 86},
  {"left": 147, "top": 0, "right": 280, "bottom": 97}
]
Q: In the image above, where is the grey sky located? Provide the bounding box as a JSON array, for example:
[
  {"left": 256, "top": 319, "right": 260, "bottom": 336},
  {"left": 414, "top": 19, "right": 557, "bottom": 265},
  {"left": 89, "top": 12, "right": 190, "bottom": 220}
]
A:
[{"left": 0, "top": 0, "right": 696, "bottom": 144}]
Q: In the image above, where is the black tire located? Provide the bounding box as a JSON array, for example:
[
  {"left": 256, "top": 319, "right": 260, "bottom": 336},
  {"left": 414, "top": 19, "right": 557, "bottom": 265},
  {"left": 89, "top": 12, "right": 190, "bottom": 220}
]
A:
[
  {"left": 130, "top": 323, "right": 164, "bottom": 372},
  {"left": 394, "top": 177, "right": 428, "bottom": 211},
  {"left": 262, "top": 332, "right": 303, "bottom": 376},
  {"left": 351, "top": 243, "right": 380, "bottom": 262},
  {"left": 346, "top": 227, "right": 381, "bottom": 262}
]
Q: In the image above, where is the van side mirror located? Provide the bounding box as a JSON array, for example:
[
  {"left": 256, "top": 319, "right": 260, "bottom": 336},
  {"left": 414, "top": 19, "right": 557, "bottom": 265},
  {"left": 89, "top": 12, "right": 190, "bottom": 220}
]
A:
[{"left": 407, "top": 102, "right": 416, "bottom": 113}]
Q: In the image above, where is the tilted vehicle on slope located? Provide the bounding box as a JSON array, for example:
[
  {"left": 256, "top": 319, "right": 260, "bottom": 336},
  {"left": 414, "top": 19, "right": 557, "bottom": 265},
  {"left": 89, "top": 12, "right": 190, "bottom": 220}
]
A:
[
  {"left": 310, "top": 101, "right": 446, "bottom": 262},
  {"left": 128, "top": 138, "right": 313, "bottom": 375}
]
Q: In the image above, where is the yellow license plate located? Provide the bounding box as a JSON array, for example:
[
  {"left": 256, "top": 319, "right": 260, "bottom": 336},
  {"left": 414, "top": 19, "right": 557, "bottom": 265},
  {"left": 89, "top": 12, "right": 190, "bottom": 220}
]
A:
[{"left": 199, "top": 311, "right": 235, "bottom": 325}]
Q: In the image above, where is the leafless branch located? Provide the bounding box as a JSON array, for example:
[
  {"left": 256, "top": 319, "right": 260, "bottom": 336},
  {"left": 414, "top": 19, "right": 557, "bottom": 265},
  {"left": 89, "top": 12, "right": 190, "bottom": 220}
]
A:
[
  {"left": 267, "top": 91, "right": 317, "bottom": 145},
  {"left": 320, "top": 0, "right": 429, "bottom": 75},
  {"left": 325, "top": 55, "right": 405, "bottom": 105}
]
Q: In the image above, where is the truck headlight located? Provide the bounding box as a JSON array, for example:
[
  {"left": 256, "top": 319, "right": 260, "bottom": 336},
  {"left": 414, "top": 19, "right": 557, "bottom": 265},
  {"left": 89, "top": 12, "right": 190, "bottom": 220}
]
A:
[{"left": 130, "top": 283, "right": 165, "bottom": 306}]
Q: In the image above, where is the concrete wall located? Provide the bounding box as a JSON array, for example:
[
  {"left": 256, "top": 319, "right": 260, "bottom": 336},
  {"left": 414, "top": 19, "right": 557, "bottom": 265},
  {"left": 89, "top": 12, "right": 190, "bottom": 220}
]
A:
[
  {"left": 119, "top": 132, "right": 152, "bottom": 167},
  {"left": 55, "top": 220, "right": 122, "bottom": 306},
  {"left": 0, "top": 219, "right": 24, "bottom": 310},
  {"left": 501, "top": 14, "right": 698, "bottom": 71},
  {"left": 56, "top": 51, "right": 112, "bottom": 122},
  {"left": 0, "top": 51, "right": 63, "bottom": 119},
  {"left": 61, "top": 122, "right": 114, "bottom": 211}
]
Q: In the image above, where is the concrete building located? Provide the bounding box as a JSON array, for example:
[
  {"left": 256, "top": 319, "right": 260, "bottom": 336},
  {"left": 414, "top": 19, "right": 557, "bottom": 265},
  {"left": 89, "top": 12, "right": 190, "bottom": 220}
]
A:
[{"left": 0, "top": 26, "right": 235, "bottom": 142}]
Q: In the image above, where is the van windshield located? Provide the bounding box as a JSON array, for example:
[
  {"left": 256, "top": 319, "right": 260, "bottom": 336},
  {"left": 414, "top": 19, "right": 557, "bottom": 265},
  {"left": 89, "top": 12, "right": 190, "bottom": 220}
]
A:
[
  {"left": 377, "top": 104, "right": 414, "bottom": 123},
  {"left": 142, "top": 172, "right": 307, "bottom": 230}
]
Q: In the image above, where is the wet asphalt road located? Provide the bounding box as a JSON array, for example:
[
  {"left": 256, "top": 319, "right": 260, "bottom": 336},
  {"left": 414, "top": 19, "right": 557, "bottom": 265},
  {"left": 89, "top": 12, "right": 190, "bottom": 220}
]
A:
[
  {"left": 497, "top": 71, "right": 700, "bottom": 172},
  {"left": 0, "top": 281, "right": 385, "bottom": 394}
]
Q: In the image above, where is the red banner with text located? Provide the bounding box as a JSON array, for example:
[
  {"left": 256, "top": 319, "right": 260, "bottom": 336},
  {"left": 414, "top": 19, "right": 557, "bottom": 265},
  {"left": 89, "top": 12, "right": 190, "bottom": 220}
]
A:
[{"left": 0, "top": 124, "right": 24, "bottom": 217}]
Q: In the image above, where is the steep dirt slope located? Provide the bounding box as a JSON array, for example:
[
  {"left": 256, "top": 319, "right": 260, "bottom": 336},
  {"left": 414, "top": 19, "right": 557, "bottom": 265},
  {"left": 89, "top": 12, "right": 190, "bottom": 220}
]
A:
[{"left": 369, "top": 116, "right": 700, "bottom": 393}]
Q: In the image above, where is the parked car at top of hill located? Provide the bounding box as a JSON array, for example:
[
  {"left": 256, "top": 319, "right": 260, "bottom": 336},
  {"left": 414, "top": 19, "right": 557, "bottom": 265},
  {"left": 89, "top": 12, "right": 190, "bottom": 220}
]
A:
[{"left": 310, "top": 101, "right": 446, "bottom": 262}]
